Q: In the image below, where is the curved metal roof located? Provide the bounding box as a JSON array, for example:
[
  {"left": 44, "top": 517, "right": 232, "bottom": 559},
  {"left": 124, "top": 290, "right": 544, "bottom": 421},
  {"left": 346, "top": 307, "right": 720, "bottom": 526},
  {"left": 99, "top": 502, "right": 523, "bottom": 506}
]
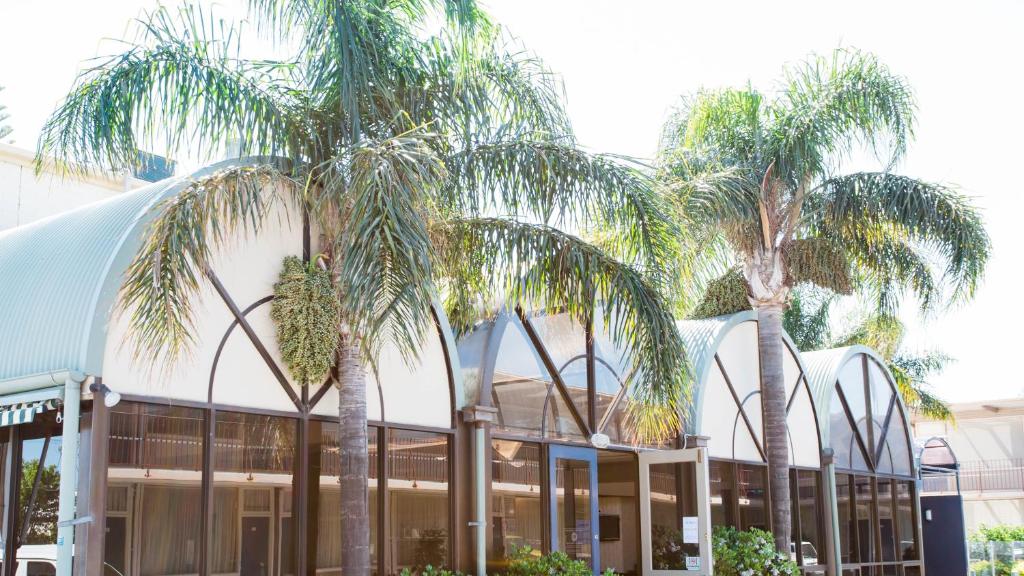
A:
[
  {"left": 802, "top": 344, "right": 913, "bottom": 449},
  {"left": 0, "top": 159, "right": 468, "bottom": 411},
  {"left": 676, "top": 311, "right": 812, "bottom": 435},
  {"left": 0, "top": 175, "right": 182, "bottom": 381}
]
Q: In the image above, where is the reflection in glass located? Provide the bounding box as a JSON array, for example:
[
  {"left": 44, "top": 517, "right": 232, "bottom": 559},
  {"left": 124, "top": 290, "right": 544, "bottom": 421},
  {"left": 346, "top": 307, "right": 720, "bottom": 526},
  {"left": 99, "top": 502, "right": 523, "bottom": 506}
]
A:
[
  {"left": 105, "top": 403, "right": 204, "bottom": 576},
  {"left": 709, "top": 460, "right": 735, "bottom": 528},
  {"left": 791, "top": 470, "right": 822, "bottom": 566},
  {"left": 555, "top": 458, "right": 593, "bottom": 568},
  {"left": 896, "top": 482, "right": 918, "bottom": 560},
  {"left": 316, "top": 424, "right": 379, "bottom": 576},
  {"left": 214, "top": 412, "right": 297, "bottom": 576},
  {"left": 492, "top": 318, "right": 585, "bottom": 441},
  {"left": 17, "top": 424, "right": 62, "bottom": 559},
  {"left": 388, "top": 429, "right": 450, "bottom": 572},
  {"left": 877, "top": 480, "right": 896, "bottom": 562},
  {"left": 648, "top": 462, "right": 698, "bottom": 569},
  {"left": 854, "top": 476, "right": 876, "bottom": 563},
  {"left": 836, "top": 474, "right": 853, "bottom": 564},
  {"left": 490, "top": 441, "right": 542, "bottom": 570},
  {"left": 737, "top": 464, "right": 768, "bottom": 531}
]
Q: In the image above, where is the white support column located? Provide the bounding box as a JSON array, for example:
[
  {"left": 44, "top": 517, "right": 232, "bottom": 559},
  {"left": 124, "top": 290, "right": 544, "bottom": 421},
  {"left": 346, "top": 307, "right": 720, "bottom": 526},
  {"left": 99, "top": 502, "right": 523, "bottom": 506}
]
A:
[{"left": 56, "top": 373, "right": 84, "bottom": 576}]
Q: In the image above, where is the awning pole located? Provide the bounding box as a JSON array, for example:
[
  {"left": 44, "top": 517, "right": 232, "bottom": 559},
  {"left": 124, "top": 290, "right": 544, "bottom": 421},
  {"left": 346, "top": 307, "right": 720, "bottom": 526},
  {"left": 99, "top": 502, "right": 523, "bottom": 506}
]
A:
[{"left": 56, "top": 374, "right": 84, "bottom": 576}]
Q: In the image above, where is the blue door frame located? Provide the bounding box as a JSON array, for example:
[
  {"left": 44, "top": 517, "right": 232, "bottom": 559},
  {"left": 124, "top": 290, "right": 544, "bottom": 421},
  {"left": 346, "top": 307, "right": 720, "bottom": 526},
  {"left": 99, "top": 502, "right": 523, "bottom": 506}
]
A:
[{"left": 547, "top": 444, "right": 600, "bottom": 575}]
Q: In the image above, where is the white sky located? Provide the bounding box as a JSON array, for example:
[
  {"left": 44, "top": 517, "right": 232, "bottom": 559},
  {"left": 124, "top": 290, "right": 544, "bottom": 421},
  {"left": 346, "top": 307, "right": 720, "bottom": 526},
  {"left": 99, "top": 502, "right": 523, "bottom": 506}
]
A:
[{"left": 1, "top": 0, "right": 1021, "bottom": 402}]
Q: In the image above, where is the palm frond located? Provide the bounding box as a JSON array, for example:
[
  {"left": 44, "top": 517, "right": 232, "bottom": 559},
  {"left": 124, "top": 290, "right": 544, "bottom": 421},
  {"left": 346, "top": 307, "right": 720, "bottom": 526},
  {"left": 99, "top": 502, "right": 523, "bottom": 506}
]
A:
[
  {"left": 444, "top": 140, "right": 678, "bottom": 271},
  {"left": 431, "top": 216, "right": 689, "bottom": 443},
  {"left": 771, "top": 47, "right": 916, "bottom": 183},
  {"left": 812, "top": 172, "right": 989, "bottom": 309},
  {"left": 120, "top": 164, "right": 298, "bottom": 366},
  {"left": 326, "top": 131, "right": 444, "bottom": 361},
  {"left": 782, "top": 285, "right": 836, "bottom": 351},
  {"left": 38, "top": 3, "right": 299, "bottom": 174}
]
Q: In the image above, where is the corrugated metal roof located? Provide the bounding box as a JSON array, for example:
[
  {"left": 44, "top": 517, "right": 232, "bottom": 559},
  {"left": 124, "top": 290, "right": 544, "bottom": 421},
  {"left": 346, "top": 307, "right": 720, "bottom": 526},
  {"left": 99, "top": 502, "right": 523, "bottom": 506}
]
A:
[
  {"left": 0, "top": 176, "right": 181, "bottom": 380},
  {"left": 0, "top": 158, "right": 270, "bottom": 382}
]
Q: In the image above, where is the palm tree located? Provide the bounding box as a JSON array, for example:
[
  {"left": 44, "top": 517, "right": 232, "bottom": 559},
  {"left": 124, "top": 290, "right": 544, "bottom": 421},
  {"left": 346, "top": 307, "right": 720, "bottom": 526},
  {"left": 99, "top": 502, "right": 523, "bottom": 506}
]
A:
[
  {"left": 39, "top": 2, "right": 688, "bottom": 575},
  {"left": 658, "top": 48, "right": 989, "bottom": 551}
]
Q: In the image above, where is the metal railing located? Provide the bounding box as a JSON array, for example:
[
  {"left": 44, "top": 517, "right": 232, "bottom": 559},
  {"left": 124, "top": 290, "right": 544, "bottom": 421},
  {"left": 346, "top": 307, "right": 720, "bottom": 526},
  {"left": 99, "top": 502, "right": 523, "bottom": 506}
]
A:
[{"left": 922, "top": 459, "right": 1024, "bottom": 494}]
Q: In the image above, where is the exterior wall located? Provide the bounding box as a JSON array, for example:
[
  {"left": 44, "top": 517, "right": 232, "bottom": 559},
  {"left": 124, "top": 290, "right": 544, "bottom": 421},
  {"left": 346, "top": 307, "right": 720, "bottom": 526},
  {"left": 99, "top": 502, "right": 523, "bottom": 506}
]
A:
[
  {"left": 914, "top": 399, "right": 1024, "bottom": 533},
  {"left": 0, "top": 143, "right": 139, "bottom": 231}
]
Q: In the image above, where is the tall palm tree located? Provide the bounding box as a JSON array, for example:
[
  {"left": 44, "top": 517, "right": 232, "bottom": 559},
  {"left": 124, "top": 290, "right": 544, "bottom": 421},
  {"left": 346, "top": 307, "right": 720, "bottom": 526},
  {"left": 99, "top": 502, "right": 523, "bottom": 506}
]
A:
[
  {"left": 39, "top": 2, "right": 688, "bottom": 575},
  {"left": 658, "top": 48, "right": 989, "bottom": 551}
]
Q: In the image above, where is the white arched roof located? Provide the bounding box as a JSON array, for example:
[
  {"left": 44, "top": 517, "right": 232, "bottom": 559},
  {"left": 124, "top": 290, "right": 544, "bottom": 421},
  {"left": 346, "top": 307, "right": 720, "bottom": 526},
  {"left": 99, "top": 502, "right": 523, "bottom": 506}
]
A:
[
  {"left": 677, "top": 311, "right": 821, "bottom": 468},
  {"left": 0, "top": 158, "right": 463, "bottom": 429},
  {"left": 804, "top": 345, "right": 915, "bottom": 477}
]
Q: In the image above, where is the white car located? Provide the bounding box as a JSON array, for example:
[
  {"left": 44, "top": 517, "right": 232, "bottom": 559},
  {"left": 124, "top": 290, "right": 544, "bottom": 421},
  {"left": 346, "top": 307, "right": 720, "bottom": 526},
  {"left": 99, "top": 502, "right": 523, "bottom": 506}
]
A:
[
  {"left": 0, "top": 544, "right": 57, "bottom": 576},
  {"left": 789, "top": 541, "right": 819, "bottom": 566}
]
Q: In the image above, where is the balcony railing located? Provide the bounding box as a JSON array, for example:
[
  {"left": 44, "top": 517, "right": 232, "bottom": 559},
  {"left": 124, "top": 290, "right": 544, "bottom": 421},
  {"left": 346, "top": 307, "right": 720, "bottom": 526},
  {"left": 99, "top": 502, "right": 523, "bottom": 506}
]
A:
[{"left": 922, "top": 458, "right": 1024, "bottom": 494}]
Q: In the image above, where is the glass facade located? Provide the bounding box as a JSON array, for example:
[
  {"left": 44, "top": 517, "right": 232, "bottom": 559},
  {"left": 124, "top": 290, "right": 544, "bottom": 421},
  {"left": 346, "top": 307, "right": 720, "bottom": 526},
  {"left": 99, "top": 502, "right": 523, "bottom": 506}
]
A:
[
  {"left": 489, "top": 440, "right": 542, "bottom": 570},
  {"left": 835, "top": 474, "right": 921, "bottom": 574},
  {"left": 791, "top": 469, "right": 823, "bottom": 568},
  {"left": 102, "top": 402, "right": 451, "bottom": 576},
  {"left": 647, "top": 462, "right": 698, "bottom": 570}
]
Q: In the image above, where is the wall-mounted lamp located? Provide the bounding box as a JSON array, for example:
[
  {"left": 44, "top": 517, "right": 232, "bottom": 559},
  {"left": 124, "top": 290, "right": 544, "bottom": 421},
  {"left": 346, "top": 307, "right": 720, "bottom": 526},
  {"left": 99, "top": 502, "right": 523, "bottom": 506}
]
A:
[{"left": 89, "top": 383, "right": 122, "bottom": 408}]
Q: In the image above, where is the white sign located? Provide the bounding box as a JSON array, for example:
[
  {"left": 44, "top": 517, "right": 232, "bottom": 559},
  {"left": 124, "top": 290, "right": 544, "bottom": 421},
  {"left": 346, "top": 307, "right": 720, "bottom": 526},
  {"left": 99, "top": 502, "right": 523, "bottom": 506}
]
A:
[
  {"left": 685, "top": 556, "right": 701, "bottom": 571},
  {"left": 682, "top": 516, "right": 699, "bottom": 544}
]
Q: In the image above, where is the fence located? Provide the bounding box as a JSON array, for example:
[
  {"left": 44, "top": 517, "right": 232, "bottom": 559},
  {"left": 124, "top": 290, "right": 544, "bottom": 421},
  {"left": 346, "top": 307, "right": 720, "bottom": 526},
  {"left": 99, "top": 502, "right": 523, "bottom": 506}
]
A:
[
  {"left": 969, "top": 541, "right": 1024, "bottom": 576},
  {"left": 922, "top": 459, "right": 1024, "bottom": 494}
]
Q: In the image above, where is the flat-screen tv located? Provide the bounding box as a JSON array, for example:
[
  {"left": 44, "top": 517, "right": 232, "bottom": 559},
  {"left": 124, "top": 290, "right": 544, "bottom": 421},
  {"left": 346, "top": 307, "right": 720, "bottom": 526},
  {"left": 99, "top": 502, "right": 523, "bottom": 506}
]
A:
[{"left": 599, "top": 514, "right": 620, "bottom": 541}]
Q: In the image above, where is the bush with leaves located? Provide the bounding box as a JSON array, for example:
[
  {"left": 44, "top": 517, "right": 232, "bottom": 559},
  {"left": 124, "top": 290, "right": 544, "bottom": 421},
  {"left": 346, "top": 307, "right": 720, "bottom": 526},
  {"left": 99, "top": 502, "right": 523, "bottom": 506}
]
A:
[
  {"left": 712, "top": 526, "right": 799, "bottom": 576},
  {"left": 971, "top": 524, "right": 1024, "bottom": 543},
  {"left": 498, "top": 546, "right": 617, "bottom": 576},
  {"left": 270, "top": 256, "right": 341, "bottom": 385}
]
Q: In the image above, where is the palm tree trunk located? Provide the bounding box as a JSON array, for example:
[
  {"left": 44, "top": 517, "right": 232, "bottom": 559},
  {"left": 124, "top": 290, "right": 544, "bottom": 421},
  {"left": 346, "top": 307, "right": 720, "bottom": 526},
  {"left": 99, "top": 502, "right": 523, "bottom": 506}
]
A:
[
  {"left": 757, "top": 304, "right": 792, "bottom": 553},
  {"left": 339, "top": 338, "right": 370, "bottom": 576}
]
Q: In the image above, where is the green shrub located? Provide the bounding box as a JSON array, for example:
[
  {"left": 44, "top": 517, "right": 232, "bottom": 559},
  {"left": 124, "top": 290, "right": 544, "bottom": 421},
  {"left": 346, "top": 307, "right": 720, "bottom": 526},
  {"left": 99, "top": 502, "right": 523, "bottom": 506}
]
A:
[
  {"left": 712, "top": 526, "right": 800, "bottom": 576},
  {"left": 399, "top": 566, "right": 462, "bottom": 576},
  {"left": 971, "top": 524, "right": 1024, "bottom": 543},
  {"left": 499, "top": 546, "right": 617, "bottom": 576}
]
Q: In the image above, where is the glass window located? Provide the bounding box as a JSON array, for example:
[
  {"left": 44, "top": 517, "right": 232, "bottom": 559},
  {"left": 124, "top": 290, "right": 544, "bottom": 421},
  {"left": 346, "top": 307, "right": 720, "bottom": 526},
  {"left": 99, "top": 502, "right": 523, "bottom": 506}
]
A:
[
  {"left": 105, "top": 403, "right": 204, "bottom": 576},
  {"left": 315, "top": 423, "right": 379, "bottom": 576},
  {"left": 388, "top": 429, "right": 450, "bottom": 572},
  {"left": 16, "top": 416, "right": 62, "bottom": 563},
  {"left": 213, "top": 412, "right": 297, "bottom": 576},
  {"left": 836, "top": 474, "right": 854, "bottom": 564},
  {"left": 490, "top": 440, "right": 542, "bottom": 570},
  {"left": 709, "top": 460, "right": 736, "bottom": 528},
  {"left": 648, "top": 462, "right": 698, "bottom": 570},
  {"left": 738, "top": 464, "right": 768, "bottom": 531},
  {"left": 791, "top": 470, "right": 822, "bottom": 567},
  {"left": 492, "top": 317, "right": 586, "bottom": 441},
  {"left": 896, "top": 482, "right": 918, "bottom": 561},
  {"left": 854, "top": 476, "right": 876, "bottom": 563},
  {"left": 554, "top": 456, "right": 593, "bottom": 567},
  {"left": 877, "top": 480, "right": 896, "bottom": 562}
]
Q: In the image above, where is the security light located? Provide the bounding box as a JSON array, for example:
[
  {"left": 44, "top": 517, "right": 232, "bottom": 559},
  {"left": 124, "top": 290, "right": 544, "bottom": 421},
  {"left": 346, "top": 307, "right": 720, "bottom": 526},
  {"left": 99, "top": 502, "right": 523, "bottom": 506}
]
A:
[{"left": 89, "top": 383, "right": 122, "bottom": 408}]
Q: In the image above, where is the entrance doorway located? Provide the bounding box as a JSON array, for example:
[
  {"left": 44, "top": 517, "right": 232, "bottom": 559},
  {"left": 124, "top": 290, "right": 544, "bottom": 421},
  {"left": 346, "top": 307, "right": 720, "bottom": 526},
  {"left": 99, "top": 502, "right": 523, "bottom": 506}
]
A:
[
  {"left": 548, "top": 445, "right": 599, "bottom": 573},
  {"left": 638, "top": 448, "right": 712, "bottom": 576}
]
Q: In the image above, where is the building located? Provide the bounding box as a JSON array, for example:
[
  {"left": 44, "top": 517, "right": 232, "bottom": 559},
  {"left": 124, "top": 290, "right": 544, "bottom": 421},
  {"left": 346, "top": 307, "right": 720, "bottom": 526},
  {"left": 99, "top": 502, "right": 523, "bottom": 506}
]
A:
[
  {"left": 913, "top": 398, "right": 1024, "bottom": 532},
  {"left": 0, "top": 159, "right": 925, "bottom": 576},
  {"left": 0, "top": 143, "right": 143, "bottom": 231}
]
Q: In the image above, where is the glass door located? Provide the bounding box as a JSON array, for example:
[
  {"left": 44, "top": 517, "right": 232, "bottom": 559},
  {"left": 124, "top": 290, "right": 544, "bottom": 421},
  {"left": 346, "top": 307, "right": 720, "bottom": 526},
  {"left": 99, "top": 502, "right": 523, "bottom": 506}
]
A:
[
  {"left": 548, "top": 445, "right": 599, "bottom": 575},
  {"left": 638, "top": 448, "right": 711, "bottom": 575}
]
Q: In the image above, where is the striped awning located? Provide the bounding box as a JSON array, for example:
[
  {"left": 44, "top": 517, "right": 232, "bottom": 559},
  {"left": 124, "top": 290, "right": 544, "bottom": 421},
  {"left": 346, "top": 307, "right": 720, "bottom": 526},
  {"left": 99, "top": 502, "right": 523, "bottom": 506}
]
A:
[{"left": 0, "top": 398, "right": 60, "bottom": 427}]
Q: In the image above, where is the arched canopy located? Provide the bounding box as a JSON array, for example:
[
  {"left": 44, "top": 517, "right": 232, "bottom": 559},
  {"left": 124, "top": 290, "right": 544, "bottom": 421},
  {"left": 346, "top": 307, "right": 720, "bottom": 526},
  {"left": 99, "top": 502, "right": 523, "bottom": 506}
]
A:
[
  {"left": 677, "top": 311, "right": 822, "bottom": 468},
  {"left": 804, "top": 346, "right": 915, "bottom": 478},
  {"left": 458, "top": 308, "right": 639, "bottom": 445},
  {"left": 916, "top": 436, "right": 958, "bottom": 471},
  {"left": 0, "top": 159, "right": 464, "bottom": 429}
]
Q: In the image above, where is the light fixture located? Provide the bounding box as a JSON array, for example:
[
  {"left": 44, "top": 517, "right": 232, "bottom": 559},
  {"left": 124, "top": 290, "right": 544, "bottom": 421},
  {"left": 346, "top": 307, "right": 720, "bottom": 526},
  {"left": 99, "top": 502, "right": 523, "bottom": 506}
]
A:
[{"left": 89, "top": 383, "right": 122, "bottom": 408}]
